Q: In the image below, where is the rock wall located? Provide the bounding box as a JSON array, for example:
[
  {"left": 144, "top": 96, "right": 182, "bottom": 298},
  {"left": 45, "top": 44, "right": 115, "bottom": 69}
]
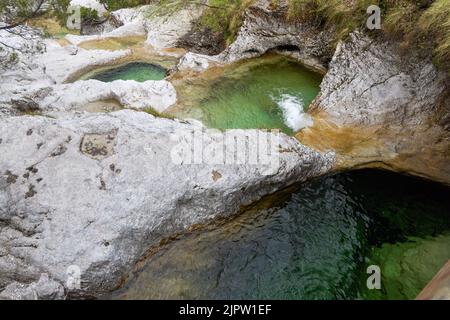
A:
[
  {"left": 176, "top": 0, "right": 334, "bottom": 73},
  {"left": 298, "top": 32, "right": 450, "bottom": 185},
  {"left": 217, "top": 0, "right": 333, "bottom": 72},
  {"left": 144, "top": 4, "right": 204, "bottom": 50}
]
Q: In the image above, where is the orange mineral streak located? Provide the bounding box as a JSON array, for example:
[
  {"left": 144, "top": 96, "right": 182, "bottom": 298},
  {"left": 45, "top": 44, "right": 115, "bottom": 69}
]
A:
[{"left": 296, "top": 111, "right": 450, "bottom": 185}]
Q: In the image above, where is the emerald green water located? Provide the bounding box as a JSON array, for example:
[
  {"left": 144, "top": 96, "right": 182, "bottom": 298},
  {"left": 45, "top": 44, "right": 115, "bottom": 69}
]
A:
[
  {"left": 87, "top": 62, "right": 167, "bottom": 82},
  {"left": 114, "top": 170, "right": 450, "bottom": 300},
  {"left": 170, "top": 54, "right": 323, "bottom": 134}
]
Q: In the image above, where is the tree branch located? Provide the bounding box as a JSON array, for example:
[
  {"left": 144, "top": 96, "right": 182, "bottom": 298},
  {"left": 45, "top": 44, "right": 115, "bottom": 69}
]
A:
[{"left": 0, "top": 0, "right": 46, "bottom": 30}]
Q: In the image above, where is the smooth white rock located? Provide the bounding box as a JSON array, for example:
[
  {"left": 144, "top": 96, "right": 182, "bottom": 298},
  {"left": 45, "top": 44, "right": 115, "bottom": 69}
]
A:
[{"left": 0, "top": 110, "right": 334, "bottom": 298}]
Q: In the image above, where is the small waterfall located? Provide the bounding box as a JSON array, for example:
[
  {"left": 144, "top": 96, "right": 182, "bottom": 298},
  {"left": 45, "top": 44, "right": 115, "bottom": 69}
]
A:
[{"left": 273, "top": 93, "right": 313, "bottom": 131}]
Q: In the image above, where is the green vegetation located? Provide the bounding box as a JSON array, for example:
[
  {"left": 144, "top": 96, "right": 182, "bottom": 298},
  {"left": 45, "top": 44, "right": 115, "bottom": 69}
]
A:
[
  {"left": 285, "top": 0, "right": 450, "bottom": 71},
  {"left": 27, "top": 11, "right": 81, "bottom": 39},
  {"left": 418, "top": 0, "right": 450, "bottom": 71},
  {"left": 197, "top": 0, "right": 254, "bottom": 45},
  {"left": 0, "top": 0, "right": 47, "bottom": 29},
  {"left": 100, "top": 0, "right": 151, "bottom": 11},
  {"left": 144, "top": 0, "right": 254, "bottom": 45},
  {"left": 147, "top": 0, "right": 450, "bottom": 71},
  {"left": 143, "top": 107, "right": 175, "bottom": 119},
  {"left": 145, "top": 0, "right": 191, "bottom": 17},
  {"left": 2, "top": 0, "right": 448, "bottom": 72},
  {"left": 51, "top": 0, "right": 147, "bottom": 27}
]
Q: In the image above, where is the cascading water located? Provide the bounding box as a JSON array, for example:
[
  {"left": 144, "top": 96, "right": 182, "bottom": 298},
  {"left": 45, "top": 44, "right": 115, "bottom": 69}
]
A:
[
  {"left": 272, "top": 93, "right": 314, "bottom": 131},
  {"left": 168, "top": 54, "right": 322, "bottom": 134}
]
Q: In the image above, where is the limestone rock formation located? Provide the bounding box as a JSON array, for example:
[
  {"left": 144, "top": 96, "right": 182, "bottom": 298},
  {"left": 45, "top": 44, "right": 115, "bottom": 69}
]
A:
[
  {"left": 217, "top": 0, "right": 333, "bottom": 72},
  {"left": 176, "top": 0, "right": 332, "bottom": 73},
  {"left": 144, "top": 4, "right": 204, "bottom": 50},
  {"left": 0, "top": 111, "right": 334, "bottom": 298},
  {"left": 298, "top": 32, "right": 450, "bottom": 185},
  {"left": 8, "top": 79, "right": 176, "bottom": 114}
]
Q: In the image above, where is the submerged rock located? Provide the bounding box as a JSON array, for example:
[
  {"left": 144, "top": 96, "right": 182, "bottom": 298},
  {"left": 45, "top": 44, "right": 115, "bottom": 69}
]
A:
[
  {"left": 177, "top": 26, "right": 226, "bottom": 56},
  {"left": 70, "top": 0, "right": 107, "bottom": 16},
  {"left": 0, "top": 110, "right": 334, "bottom": 298}
]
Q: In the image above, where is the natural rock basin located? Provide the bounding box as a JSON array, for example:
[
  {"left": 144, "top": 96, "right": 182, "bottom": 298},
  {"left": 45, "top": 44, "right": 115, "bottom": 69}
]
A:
[
  {"left": 169, "top": 54, "right": 322, "bottom": 134},
  {"left": 78, "top": 36, "right": 147, "bottom": 51},
  {"left": 82, "top": 62, "right": 167, "bottom": 82},
  {"left": 112, "top": 170, "right": 450, "bottom": 300}
]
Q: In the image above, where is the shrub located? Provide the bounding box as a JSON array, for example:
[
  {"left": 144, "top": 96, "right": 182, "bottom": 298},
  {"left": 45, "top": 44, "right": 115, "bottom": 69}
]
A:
[
  {"left": 198, "top": 0, "right": 255, "bottom": 45},
  {"left": 286, "top": 0, "right": 450, "bottom": 73},
  {"left": 419, "top": 0, "right": 450, "bottom": 71},
  {"left": 52, "top": 0, "right": 106, "bottom": 28},
  {"left": 100, "top": 0, "right": 151, "bottom": 11}
]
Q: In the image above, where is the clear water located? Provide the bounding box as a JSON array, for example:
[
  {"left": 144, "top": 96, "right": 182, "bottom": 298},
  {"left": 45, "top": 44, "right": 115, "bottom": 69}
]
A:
[
  {"left": 113, "top": 170, "right": 450, "bottom": 300},
  {"left": 87, "top": 62, "right": 167, "bottom": 82},
  {"left": 170, "top": 54, "right": 322, "bottom": 134}
]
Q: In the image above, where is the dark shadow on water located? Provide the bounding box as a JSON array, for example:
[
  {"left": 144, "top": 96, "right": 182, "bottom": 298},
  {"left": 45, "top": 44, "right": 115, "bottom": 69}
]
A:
[{"left": 111, "top": 169, "right": 450, "bottom": 300}]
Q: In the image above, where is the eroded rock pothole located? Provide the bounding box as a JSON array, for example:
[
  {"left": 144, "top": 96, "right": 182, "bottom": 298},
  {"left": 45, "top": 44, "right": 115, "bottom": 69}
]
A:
[{"left": 80, "top": 129, "right": 118, "bottom": 160}]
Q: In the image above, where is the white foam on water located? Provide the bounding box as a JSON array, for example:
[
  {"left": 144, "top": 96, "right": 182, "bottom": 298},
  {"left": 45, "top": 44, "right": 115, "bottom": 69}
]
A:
[{"left": 274, "top": 94, "right": 313, "bottom": 131}]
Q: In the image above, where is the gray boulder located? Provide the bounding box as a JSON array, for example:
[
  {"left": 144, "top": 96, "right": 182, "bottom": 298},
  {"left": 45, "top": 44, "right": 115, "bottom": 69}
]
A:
[
  {"left": 0, "top": 110, "right": 334, "bottom": 298},
  {"left": 301, "top": 32, "right": 450, "bottom": 184}
]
